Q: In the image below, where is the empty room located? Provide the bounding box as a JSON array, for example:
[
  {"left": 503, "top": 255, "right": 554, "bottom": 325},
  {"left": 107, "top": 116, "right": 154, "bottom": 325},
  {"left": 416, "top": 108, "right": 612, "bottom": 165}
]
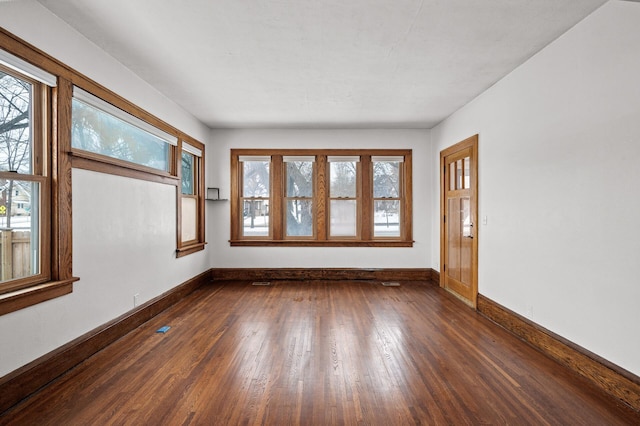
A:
[{"left": 1, "top": 0, "right": 639, "bottom": 424}]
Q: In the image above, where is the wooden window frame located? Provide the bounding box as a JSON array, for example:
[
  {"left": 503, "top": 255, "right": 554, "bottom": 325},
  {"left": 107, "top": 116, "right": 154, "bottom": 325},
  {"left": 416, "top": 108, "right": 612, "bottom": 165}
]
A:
[
  {"left": 176, "top": 138, "right": 206, "bottom": 257},
  {"left": 283, "top": 156, "right": 316, "bottom": 240},
  {"left": 0, "top": 27, "right": 208, "bottom": 315},
  {"left": 230, "top": 149, "right": 413, "bottom": 247},
  {"left": 0, "top": 35, "right": 78, "bottom": 316}
]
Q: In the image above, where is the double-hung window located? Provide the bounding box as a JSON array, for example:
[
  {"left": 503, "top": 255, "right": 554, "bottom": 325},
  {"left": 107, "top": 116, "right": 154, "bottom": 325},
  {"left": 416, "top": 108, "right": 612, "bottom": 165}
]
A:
[
  {"left": 239, "top": 156, "right": 271, "bottom": 238},
  {"left": 0, "top": 48, "right": 77, "bottom": 315},
  {"left": 328, "top": 156, "right": 359, "bottom": 238},
  {"left": 70, "top": 87, "right": 206, "bottom": 257},
  {"left": 177, "top": 139, "right": 205, "bottom": 256},
  {"left": 230, "top": 149, "right": 412, "bottom": 246},
  {"left": 284, "top": 156, "right": 315, "bottom": 238}
]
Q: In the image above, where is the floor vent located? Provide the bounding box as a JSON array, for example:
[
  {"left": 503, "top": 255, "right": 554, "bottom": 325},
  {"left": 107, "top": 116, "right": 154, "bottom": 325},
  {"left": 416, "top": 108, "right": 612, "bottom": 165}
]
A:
[
  {"left": 252, "top": 281, "right": 271, "bottom": 286},
  {"left": 381, "top": 282, "right": 401, "bottom": 287}
]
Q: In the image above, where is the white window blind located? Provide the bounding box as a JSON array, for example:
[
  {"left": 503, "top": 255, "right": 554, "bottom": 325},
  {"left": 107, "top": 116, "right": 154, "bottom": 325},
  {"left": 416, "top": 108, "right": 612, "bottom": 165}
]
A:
[
  {"left": 372, "top": 156, "right": 404, "bottom": 162},
  {"left": 0, "top": 49, "right": 57, "bottom": 87},
  {"left": 182, "top": 142, "right": 202, "bottom": 157},
  {"left": 239, "top": 155, "right": 271, "bottom": 162},
  {"left": 283, "top": 156, "right": 315, "bottom": 162},
  {"left": 327, "top": 156, "right": 360, "bottom": 162}
]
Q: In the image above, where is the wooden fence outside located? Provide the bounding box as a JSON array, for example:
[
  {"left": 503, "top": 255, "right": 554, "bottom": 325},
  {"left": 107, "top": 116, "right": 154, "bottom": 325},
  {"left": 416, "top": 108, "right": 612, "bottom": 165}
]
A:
[{"left": 1, "top": 229, "right": 32, "bottom": 282}]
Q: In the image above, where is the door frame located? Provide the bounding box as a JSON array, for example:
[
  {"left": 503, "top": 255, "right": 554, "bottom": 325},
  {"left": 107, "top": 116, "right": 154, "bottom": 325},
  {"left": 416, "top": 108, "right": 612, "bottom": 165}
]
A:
[{"left": 440, "top": 134, "right": 479, "bottom": 308}]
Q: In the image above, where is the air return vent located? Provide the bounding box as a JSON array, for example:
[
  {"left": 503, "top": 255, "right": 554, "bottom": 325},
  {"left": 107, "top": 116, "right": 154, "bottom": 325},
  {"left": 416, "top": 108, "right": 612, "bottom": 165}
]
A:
[
  {"left": 252, "top": 281, "right": 271, "bottom": 286},
  {"left": 381, "top": 282, "right": 400, "bottom": 287}
]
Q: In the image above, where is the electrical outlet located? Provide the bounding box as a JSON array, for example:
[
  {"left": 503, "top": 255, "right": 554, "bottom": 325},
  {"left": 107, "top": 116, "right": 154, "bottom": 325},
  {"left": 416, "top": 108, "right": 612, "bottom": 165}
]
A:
[{"left": 133, "top": 293, "right": 140, "bottom": 307}]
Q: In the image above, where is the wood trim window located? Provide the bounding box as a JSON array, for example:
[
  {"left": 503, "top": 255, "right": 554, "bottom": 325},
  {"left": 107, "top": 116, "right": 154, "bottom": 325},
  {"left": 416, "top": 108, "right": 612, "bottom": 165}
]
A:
[
  {"left": 177, "top": 139, "right": 205, "bottom": 257},
  {"left": 0, "top": 43, "right": 77, "bottom": 316},
  {"left": 230, "top": 149, "right": 413, "bottom": 247}
]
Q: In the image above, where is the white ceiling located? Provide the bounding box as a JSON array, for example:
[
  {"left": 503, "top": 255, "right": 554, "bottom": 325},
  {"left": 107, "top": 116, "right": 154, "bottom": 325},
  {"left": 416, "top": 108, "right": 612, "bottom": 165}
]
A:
[{"left": 38, "top": 0, "right": 607, "bottom": 129}]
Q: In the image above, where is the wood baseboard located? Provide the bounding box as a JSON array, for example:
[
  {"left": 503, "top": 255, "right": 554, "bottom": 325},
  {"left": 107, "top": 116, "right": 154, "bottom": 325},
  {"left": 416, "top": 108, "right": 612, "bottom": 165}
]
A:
[
  {"left": 477, "top": 294, "right": 640, "bottom": 412},
  {"left": 210, "top": 267, "right": 435, "bottom": 282},
  {"left": 0, "top": 270, "right": 211, "bottom": 414}
]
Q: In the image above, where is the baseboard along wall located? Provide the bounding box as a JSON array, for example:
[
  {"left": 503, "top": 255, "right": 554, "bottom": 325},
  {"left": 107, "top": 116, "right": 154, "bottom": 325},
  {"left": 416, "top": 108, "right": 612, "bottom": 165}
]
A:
[
  {"left": 477, "top": 294, "right": 640, "bottom": 412},
  {"left": 0, "top": 270, "right": 211, "bottom": 414},
  {"left": 3, "top": 268, "right": 637, "bottom": 416}
]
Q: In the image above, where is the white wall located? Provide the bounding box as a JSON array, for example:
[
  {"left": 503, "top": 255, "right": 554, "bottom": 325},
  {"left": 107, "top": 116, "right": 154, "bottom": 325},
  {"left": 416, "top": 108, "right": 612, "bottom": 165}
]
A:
[
  {"left": 208, "top": 128, "right": 432, "bottom": 269},
  {"left": 0, "top": 2, "right": 210, "bottom": 376},
  {"left": 431, "top": 0, "right": 640, "bottom": 376}
]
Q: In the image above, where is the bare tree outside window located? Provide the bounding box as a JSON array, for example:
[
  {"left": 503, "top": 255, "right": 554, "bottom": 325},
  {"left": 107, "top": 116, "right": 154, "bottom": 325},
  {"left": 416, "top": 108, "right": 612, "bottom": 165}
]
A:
[{"left": 0, "top": 70, "right": 32, "bottom": 229}]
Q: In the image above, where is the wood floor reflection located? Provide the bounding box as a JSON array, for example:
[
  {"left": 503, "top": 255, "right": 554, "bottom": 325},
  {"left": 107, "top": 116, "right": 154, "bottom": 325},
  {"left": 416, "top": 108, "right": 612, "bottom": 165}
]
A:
[{"left": 2, "top": 280, "right": 639, "bottom": 425}]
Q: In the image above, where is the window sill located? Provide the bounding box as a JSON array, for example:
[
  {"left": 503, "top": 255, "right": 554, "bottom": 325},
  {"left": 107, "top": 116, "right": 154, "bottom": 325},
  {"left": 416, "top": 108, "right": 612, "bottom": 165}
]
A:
[
  {"left": 229, "top": 240, "right": 414, "bottom": 247},
  {"left": 176, "top": 242, "right": 207, "bottom": 258},
  {"left": 0, "top": 277, "right": 79, "bottom": 316}
]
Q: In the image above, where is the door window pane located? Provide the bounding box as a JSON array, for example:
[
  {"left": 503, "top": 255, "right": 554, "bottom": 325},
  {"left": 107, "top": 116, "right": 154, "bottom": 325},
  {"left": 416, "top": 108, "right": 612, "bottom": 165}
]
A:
[{"left": 463, "top": 156, "right": 470, "bottom": 189}]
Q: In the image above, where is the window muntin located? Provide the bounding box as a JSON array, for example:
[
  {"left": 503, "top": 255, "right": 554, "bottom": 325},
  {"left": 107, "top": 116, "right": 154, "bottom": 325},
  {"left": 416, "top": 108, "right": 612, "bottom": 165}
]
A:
[
  {"left": 241, "top": 156, "right": 270, "bottom": 238},
  {"left": 372, "top": 157, "right": 403, "bottom": 238},
  {"left": 284, "top": 156, "right": 314, "bottom": 237},
  {"left": 0, "top": 65, "right": 49, "bottom": 291},
  {"left": 231, "top": 149, "right": 412, "bottom": 246}
]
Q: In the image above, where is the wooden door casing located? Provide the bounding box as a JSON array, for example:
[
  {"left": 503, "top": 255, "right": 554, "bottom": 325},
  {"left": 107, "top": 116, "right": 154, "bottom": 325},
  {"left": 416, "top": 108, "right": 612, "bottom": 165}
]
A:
[{"left": 440, "top": 135, "right": 478, "bottom": 308}]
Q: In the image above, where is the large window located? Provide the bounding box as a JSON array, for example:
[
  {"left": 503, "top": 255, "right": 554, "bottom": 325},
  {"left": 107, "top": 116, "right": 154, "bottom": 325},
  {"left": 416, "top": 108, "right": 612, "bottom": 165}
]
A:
[
  {"left": 70, "top": 87, "right": 206, "bottom": 258},
  {"left": 177, "top": 140, "right": 205, "bottom": 257},
  {"left": 71, "top": 87, "right": 177, "bottom": 173},
  {"left": 0, "top": 46, "right": 77, "bottom": 315},
  {"left": 230, "top": 149, "right": 413, "bottom": 247}
]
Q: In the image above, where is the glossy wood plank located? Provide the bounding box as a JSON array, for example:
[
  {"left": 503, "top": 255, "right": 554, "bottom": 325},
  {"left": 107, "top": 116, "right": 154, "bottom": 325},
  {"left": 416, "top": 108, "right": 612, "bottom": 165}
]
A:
[
  {"left": 478, "top": 294, "right": 640, "bottom": 412},
  {"left": 2, "top": 281, "right": 638, "bottom": 425},
  {"left": 0, "top": 271, "right": 210, "bottom": 414}
]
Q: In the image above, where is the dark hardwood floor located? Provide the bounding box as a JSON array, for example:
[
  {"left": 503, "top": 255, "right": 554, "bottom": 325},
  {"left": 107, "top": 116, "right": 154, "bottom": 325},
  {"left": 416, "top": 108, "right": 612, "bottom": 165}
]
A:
[{"left": 1, "top": 280, "right": 639, "bottom": 425}]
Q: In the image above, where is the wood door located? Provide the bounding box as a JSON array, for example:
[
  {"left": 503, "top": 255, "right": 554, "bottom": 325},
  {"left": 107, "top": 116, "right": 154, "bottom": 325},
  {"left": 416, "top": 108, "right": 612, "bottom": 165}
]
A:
[{"left": 440, "top": 135, "right": 478, "bottom": 307}]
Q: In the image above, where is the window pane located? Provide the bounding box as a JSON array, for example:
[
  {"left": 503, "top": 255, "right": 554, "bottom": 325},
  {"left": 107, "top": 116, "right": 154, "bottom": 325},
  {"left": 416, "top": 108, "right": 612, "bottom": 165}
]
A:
[
  {"left": 330, "top": 161, "right": 356, "bottom": 198},
  {"left": 464, "top": 156, "right": 470, "bottom": 189},
  {"left": 181, "top": 151, "right": 194, "bottom": 195},
  {"left": 243, "top": 199, "right": 269, "bottom": 237},
  {"left": 181, "top": 197, "right": 197, "bottom": 242},
  {"left": 286, "top": 161, "right": 313, "bottom": 197},
  {"left": 373, "top": 161, "right": 400, "bottom": 198},
  {"left": 0, "top": 180, "right": 40, "bottom": 283},
  {"left": 330, "top": 200, "right": 357, "bottom": 237},
  {"left": 374, "top": 200, "right": 400, "bottom": 237},
  {"left": 0, "top": 71, "right": 32, "bottom": 173},
  {"left": 286, "top": 200, "right": 313, "bottom": 237},
  {"left": 243, "top": 161, "right": 270, "bottom": 197},
  {"left": 71, "top": 98, "right": 170, "bottom": 172}
]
